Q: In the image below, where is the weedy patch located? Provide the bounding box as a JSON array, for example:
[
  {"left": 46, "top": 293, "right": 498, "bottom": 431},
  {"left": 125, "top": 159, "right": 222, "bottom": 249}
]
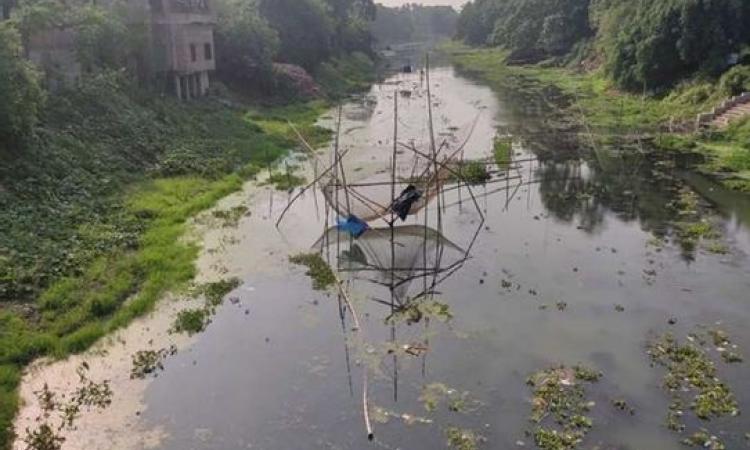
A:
[
  {"left": 526, "top": 365, "right": 601, "bottom": 450},
  {"left": 211, "top": 205, "right": 249, "bottom": 228},
  {"left": 23, "top": 365, "right": 112, "bottom": 450},
  {"left": 647, "top": 332, "right": 740, "bottom": 443},
  {"left": 445, "top": 427, "right": 484, "bottom": 450},
  {"left": 289, "top": 253, "right": 336, "bottom": 290},
  {"left": 130, "top": 345, "right": 178, "bottom": 379}
]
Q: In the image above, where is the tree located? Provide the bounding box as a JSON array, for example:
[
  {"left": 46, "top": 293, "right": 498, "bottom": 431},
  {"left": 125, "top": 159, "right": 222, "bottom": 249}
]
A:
[
  {"left": 0, "top": 21, "right": 44, "bottom": 150},
  {"left": 324, "top": 0, "right": 375, "bottom": 52},
  {"left": 259, "top": 0, "right": 334, "bottom": 70},
  {"left": 214, "top": 0, "right": 279, "bottom": 89}
]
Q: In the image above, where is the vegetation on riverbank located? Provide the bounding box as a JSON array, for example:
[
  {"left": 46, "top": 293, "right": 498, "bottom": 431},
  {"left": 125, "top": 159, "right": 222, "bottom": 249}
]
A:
[
  {"left": 0, "top": 59, "right": 377, "bottom": 448},
  {"left": 443, "top": 43, "right": 750, "bottom": 192}
]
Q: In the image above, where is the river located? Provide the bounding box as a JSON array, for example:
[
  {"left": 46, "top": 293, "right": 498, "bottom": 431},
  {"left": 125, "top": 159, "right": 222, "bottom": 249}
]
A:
[{"left": 137, "top": 53, "right": 750, "bottom": 450}]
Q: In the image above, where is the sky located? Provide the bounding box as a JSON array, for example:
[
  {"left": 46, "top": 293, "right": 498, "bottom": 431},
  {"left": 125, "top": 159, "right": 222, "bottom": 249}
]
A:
[{"left": 377, "top": 0, "right": 467, "bottom": 7}]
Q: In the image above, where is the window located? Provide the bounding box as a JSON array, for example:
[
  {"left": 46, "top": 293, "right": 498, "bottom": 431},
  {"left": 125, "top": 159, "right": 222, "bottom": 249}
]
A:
[
  {"left": 190, "top": 44, "right": 197, "bottom": 62},
  {"left": 204, "top": 43, "right": 212, "bottom": 61}
]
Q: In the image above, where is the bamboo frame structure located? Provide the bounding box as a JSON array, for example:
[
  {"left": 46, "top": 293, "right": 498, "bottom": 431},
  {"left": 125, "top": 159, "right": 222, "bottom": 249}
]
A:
[{"left": 275, "top": 53, "right": 557, "bottom": 440}]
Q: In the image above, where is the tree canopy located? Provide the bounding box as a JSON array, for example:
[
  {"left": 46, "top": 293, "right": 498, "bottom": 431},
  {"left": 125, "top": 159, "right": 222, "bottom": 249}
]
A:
[
  {"left": 457, "top": 0, "right": 750, "bottom": 91},
  {"left": 371, "top": 4, "right": 458, "bottom": 46}
]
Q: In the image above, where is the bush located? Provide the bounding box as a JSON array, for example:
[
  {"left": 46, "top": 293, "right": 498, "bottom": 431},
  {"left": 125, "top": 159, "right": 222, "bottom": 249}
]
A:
[{"left": 719, "top": 65, "right": 750, "bottom": 97}]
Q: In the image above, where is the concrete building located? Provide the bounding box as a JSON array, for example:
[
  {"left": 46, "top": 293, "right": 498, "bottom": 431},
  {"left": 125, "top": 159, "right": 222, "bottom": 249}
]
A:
[{"left": 149, "top": 0, "right": 216, "bottom": 99}]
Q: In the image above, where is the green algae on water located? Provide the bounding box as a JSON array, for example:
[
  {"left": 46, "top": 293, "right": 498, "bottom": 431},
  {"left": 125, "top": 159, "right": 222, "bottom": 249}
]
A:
[{"left": 289, "top": 253, "right": 336, "bottom": 290}]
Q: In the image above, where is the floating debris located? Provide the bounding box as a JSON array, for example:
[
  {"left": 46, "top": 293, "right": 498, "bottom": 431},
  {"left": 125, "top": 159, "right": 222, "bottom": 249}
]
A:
[
  {"left": 420, "top": 383, "right": 481, "bottom": 414},
  {"left": 23, "top": 366, "right": 113, "bottom": 450},
  {"left": 370, "top": 406, "right": 433, "bottom": 426},
  {"left": 611, "top": 399, "right": 635, "bottom": 415}
]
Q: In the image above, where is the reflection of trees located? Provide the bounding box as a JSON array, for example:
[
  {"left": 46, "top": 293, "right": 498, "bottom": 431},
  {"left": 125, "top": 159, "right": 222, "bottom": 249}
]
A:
[{"left": 537, "top": 149, "right": 684, "bottom": 239}]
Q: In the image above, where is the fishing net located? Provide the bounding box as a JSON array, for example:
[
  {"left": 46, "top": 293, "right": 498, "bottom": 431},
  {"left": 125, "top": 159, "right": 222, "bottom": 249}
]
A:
[{"left": 314, "top": 225, "right": 466, "bottom": 303}]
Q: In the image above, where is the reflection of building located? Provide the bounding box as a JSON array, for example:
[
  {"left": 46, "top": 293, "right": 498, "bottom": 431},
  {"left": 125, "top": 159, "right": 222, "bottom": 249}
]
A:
[{"left": 150, "top": 0, "right": 216, "bottom": 99}]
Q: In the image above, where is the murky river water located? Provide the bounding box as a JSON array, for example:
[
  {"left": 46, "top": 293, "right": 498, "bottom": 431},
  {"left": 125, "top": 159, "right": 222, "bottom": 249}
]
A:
[{"left": 142, "top": 55, "right": 750, "bottom": 449}]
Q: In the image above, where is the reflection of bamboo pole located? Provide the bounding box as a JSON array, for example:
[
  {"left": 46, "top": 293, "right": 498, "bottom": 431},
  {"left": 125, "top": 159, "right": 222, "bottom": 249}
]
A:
[
  {"left": 425, "top": 53, "right": 442, "bottom": 233},
  {"left": 331, "top": 275, "right": 373, "bottom": 439},
  {"left": 334, "top": 105, "right": 352, "bottom": 216}
]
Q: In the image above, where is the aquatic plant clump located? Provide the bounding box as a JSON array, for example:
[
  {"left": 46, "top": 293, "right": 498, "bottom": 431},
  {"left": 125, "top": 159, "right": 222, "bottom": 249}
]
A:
[
  {"left": 194, "top": 278, "right": 242, "bottom": 306},
  {"left": 445, "top": 426, "right": 484, "bottom": 450},
  {"left": 526, "top": 365, "right": 601, "bottom": 450},
  {"left": 386, "top": 300, "right": 453, "bottom": 325},
  {"left": 130, "top": 345, "right": 178, "bottom": 379},
  {"left": 419, "top": 383, "right": 481, "bottom": 414},
  {"left": 455, "top": 160, "right": 491, "bottom": 185},
  {"left": 289, "top": 253, "right": 336, "bottom": 290},
  {"left": 493, "top": 137, "right": 512, "bottom": 169},
  {"left": 647, "top": 332, "right": 740, "bottom": 438},
  {"left": 171, "top": 278, "right": 242, "bottom": 335}
]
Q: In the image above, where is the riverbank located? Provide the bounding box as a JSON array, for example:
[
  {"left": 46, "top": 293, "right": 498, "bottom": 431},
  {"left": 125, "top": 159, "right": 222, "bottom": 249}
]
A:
[
  {"left": 0, "top": 54, "right": 375, "bottom": 449},
  {"left": 441, "top": 43, "right": 750, "bottom": 192}
]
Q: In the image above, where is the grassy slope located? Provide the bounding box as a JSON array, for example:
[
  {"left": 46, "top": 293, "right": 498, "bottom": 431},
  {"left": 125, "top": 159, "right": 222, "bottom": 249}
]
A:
[
  {"left": 443, "top": 43, "right": 750, "bottom": 191},
  {"left": 0, "top": 54, "right": 374, "bottom": 448}
]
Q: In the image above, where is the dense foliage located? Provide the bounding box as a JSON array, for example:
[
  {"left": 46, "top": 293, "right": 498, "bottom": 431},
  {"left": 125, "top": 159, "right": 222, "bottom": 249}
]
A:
[
  {"left": 214, "top": 0, "right": 280, "bottom": 89},
  {"left": 370, "top": 4, "right": 458, "bottom": 46},
  {"left": 0, "top": 22, "right": 44, "bottom": 149},
  {"left": 457, "top": 0, "right": 750, "bottom": 90}
]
